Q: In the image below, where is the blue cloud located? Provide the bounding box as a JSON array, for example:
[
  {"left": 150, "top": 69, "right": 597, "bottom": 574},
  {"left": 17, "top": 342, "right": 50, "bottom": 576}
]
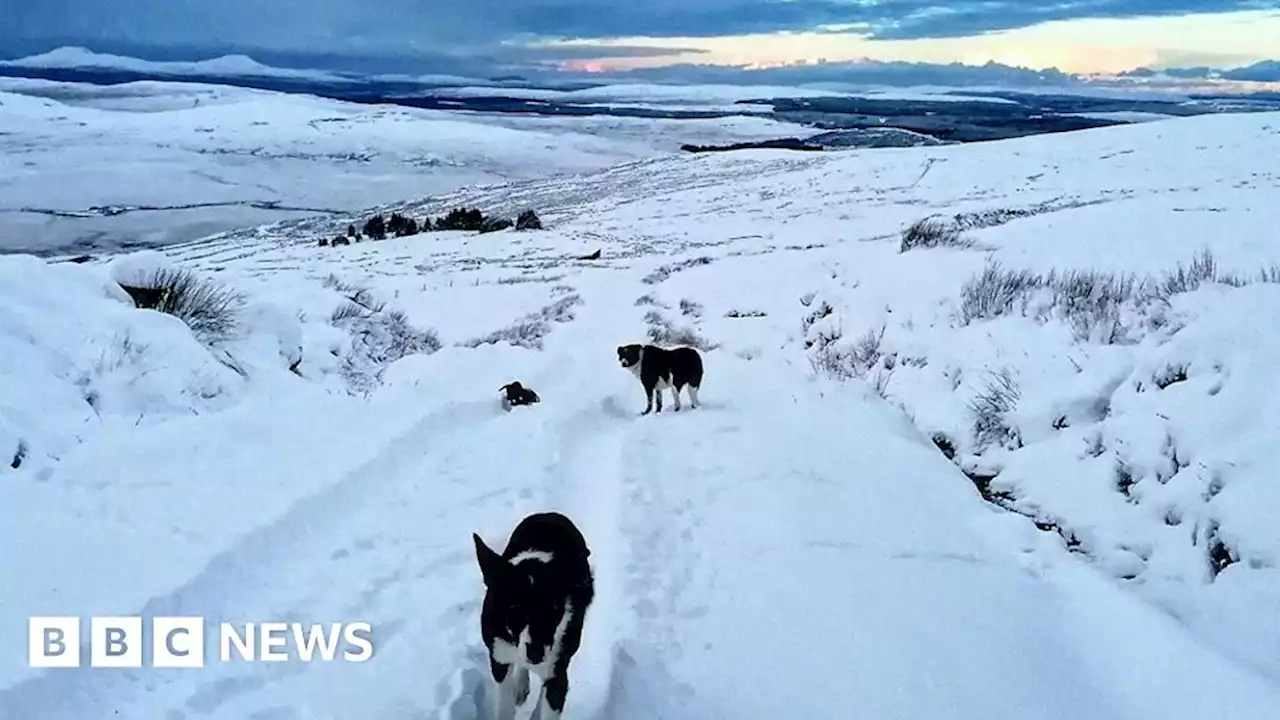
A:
[{"left": 0, "top": 0, "right": 1271, "bottom": 65}]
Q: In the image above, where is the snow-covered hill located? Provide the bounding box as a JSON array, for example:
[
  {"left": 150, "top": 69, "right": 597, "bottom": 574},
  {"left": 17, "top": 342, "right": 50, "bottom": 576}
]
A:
[
  {"left": 0, "top": 46, "right": 348, "bottom": 82},
  {"left": 0, "top": 79, "right": 803, "bottom": 255},
  {"left": 2, "top": 109, "right": 1280, "bottom": 719}
]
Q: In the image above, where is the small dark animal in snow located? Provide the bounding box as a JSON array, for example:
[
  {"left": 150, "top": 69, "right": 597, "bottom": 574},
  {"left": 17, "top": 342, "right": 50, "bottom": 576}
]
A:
[
  {"left": 118, "top": 284, "right": 170, "bottom": 309},
  {"left": 499, "top": 381, "right": 540, "bottom": 410},
  {"left": 617, "top": 343, "right": 703, "bottom": 415},
  {"left": 474, "top": 511, "right": 594, "bottom": 720}
]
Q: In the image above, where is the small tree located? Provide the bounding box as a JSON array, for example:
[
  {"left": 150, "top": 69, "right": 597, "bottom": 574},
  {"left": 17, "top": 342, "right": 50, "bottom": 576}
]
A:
[
  {"left": 516, "top": 209, "right": 543, "bottom": 231},
  {"left": 363, "top": 215, "right": 387, "bottom": 240}
]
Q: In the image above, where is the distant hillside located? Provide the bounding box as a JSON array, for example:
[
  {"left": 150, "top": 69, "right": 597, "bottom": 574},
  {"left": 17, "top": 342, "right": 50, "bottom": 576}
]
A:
[{"left": 5, "top": 52, "right": 1280, "bottom": 145}]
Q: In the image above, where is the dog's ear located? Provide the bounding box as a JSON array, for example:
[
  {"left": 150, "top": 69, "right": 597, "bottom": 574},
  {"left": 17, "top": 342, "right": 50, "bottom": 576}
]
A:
[{"left": 473, "top": 533, "right": 507, "bottom": 586}]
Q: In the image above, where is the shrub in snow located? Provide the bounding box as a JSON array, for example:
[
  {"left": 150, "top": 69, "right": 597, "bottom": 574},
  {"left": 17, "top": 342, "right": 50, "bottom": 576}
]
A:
[
  {"left": 642, "top": 256, "right": 714, "bottom": 285},
  {"left": 363, "top": 215, "right": 387, "bottom": 240},
  {"left": 388, "top": 213, "right": 419, "bottom": 237},
  {"left": 323, "top": 274, "right": 385, "bottom": 313},
  {"left": 479, "top": 217, "right": 514, "bottom": 234},
  {"left": 1156, "top": 248, "right": 1220, "bottom": 296},
  {"left": 957, "top": 261, "right": 1045, "bottom": 325},
  {"left": 899, "top": 215, "right": 971, "bottom": 252},
  {"left": 800, "top": 297, "right": 838, "bottom": 350},
  {"left": 321, "top": 274, "right": 441, "bottom": 393},
  {"left": 115, "top": 266, "right": 246, "bottom": 344},
  {"left": 331, "top": 305, "right": 441, "bottom": 394},
  {"left": 644, "top": 308, "right": 718, "bottom": 352},
  {"left": 435, "top": 207, "right": 486, "bottom": 232},
  {"left": 957, "top": 249, "right": 1280, "bottom": 344},
  {"left": 968, "top": 367, "right": 1022, "bottom": 452},
  {"left": 807, "top": 323, "right": 896, "bottom": 399},
  {"left": 679, "top": 298, "right": 704, "bottom": 317},
  {"left": 463, "top": 294, "right": 584, "bottom": 350},
  {"left": 515, "top": 209, "right": 543, "bottom": 231}
]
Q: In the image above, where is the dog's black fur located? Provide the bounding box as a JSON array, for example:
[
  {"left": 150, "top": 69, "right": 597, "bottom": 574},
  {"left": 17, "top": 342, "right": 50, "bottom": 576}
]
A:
[
  {"left": 617, "top": 343, "right": 703, "bottom": 415},
  {"left": 473, "top": 512, "right": 594, "bottom": 720},
  {"left": 499, "top": 381, "right": 540, "bottom": 410}
]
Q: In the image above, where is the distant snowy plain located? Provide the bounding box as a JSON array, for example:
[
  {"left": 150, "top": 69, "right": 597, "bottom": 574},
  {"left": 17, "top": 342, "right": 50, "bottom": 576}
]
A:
[{"left": 0, "top": 76, "right": 808, "bottom": 255}]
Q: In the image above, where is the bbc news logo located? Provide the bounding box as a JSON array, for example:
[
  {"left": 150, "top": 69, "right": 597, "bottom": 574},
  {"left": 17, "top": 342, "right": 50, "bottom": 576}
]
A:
[{"left": 29, "top": 617, "right": 373, "bottom": 668}]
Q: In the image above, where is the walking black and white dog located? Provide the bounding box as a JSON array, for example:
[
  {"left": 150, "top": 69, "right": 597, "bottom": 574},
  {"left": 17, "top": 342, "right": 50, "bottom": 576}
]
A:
[
  {"left": 473, "top": 512, "right": 594, "bottom": 720},
  {"left": 617, "top": 343, "right": 703, "bottom": 415}
]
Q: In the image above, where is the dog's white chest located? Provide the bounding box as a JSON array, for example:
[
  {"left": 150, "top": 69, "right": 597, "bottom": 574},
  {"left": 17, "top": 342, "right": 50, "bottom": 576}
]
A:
[
  {"left": 492, "top": 633, "right": 556, "bottom": 679},
  {"left": 628, "top": 363, "right": 671, "bottom": 389},
  {"left": 490, "top": 603, "right": 574, "bottom": 679}
]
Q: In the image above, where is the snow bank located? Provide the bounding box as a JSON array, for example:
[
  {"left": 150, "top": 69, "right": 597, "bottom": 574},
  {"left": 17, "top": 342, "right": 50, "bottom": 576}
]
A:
[{"left": 0, "top": 254, "right": 244, "bottom": 471}]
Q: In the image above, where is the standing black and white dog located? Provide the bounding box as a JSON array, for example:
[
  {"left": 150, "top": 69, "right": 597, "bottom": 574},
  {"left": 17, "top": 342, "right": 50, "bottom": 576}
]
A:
[
  {"left": 473, "top": 512, "right": 594, "bottom": 720},
  {"left": 617, "top": 343, "right": 703, "bottom": 415}
]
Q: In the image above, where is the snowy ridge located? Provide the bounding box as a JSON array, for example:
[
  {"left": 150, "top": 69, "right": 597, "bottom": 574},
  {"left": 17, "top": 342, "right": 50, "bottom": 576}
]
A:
[
  {"left": 0, "top": 47, "right": 346, "bottom": 82},
  {"left": 0, "top": 79, "right": 803, "bottom": 255},
  {"left": 2, "top": 109, "right": 1280, "bottom": 718}
]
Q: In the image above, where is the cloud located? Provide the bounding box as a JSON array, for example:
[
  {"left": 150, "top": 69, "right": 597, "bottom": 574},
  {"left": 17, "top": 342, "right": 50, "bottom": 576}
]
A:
[
  {"left": 865, "top": 0, "right": 1273, "bottom": 40},
  {"left": 2, "top": 0, "right": 1274, "bottom": 60},
  {"left": 599, "top": 57, "right": 1081, "bottom": 88}
]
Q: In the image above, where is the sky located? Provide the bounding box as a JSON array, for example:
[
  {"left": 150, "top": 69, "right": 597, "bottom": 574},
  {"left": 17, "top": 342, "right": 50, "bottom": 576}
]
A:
[{"left": 1, "top": 0, "right": 1279, "bottom": 82}]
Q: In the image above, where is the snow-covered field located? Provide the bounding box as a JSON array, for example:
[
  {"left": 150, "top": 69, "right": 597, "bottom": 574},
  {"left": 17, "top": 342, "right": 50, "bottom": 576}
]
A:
[
  {"left": 3, "top": 109, "right": 1280, "bottom": 719},
  {"left": 0, "top": 78, "right": 803, "bottom": 255}
]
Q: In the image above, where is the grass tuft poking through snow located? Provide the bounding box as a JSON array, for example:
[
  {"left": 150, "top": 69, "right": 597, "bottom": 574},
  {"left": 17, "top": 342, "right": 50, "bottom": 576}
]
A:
[
  {"left": 968, "top": 366, "right": 1022, "bottom": 451},
  {"left": 957, "top": 249, "right": 1280, "bottom": 343},
  {"left": 899, "top": 215, "right": 972, "bottom": 252},
  {"left": 322, "top": 273, "right": 441, "bottom": 393},
  {"left": 118, "top": 266, "right": 246, "bottom": 343},
  {"left": 644, "top": 308, "right": 719, "bottom": 351},
  {"left": 464, "top": 292, "right": 584, "bottom": 350}
]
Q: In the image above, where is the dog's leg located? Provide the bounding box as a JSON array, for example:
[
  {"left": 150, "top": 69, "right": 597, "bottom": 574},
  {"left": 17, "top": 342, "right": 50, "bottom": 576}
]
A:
[
  {"left": 689, "top": 384, "right": 700, "bottom": 409},
  {"left": 641, "top": 385, "right": 654, "bottom": 415},
  {"left": 489, "top": 658, "right": 519, "bottom": 720},
  {"left": 654, "top": 387, "right": 663, "bottom": 413},
  {"left": 671, "top": 383, "right": 682, "bottom": 411},
  {"left": 514, "top": 666, "right": 530, "bottom": 705},
  {"left": 538, "top": 673, "right": 569, "bottom": 720}
]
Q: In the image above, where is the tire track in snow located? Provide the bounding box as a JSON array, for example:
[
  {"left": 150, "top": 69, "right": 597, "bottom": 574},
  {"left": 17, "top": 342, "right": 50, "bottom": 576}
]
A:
[
  {"left": 0, "top": 398, "right": 505, "bottom": 720},
  {"left": 428, "top": 394, "right": 636, "bottom": 720},
  {"left": 612, "top": 415, "right": 705, "bottom": 665},
  {"left": 541, "top": 395, "right": 634, "bottom": 720}
]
